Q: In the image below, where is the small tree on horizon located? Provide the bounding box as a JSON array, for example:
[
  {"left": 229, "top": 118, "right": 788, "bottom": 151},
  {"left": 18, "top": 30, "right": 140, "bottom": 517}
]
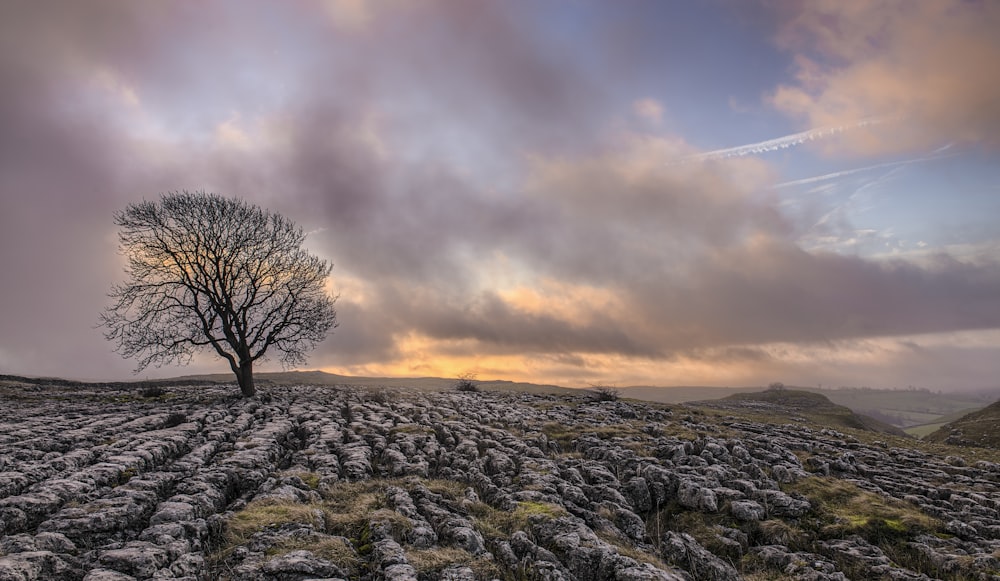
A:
[
  {"left": 101, "top": 191, "right": 338, "bottom": 397},
  {"left": 454, "top": 371, "right": 479, "bottom": 392},
  {"left": 590, "top": 383, "right": 620, "bottom": 402}
]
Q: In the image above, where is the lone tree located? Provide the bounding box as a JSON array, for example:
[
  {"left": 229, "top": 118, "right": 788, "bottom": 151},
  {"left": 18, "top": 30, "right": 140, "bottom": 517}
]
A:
[{"left": 101, "top": 191, "right": 338, "bottom": 397}]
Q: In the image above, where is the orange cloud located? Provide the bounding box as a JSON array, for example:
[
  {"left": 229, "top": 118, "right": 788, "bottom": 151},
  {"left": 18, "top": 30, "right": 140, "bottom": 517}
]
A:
[
  {"left": 320, "top": 328, "right": 1000, "bottom": 391},
  {"left": 769, "top": 0, "right": 1000, "bottom": 156}
]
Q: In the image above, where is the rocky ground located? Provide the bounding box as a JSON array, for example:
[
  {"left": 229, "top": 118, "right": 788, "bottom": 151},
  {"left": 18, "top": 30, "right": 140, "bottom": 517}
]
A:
[{"left": 0, "top": 379, "right": 998, "bottom": 580}]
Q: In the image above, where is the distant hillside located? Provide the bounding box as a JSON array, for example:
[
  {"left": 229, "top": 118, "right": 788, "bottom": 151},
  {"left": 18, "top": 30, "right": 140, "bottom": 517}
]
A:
[
  {"left": 799, "top": 387, "right": 995, "bottom": 428},
  {"left": 619, "top": 385, "right": 756, "bottom": 403},
  {"left": 174, "top": 370, "right": 576, "bottom": 395},
  {"left": 688, "top": 388, "right": 907, "bottom": 436},
  {"left": 924, "top": 399, "right": 1000, "bottom": 448},
  {"left": 903, "top": 407, "right": 985, "bottom": 438},
  {"left": 619, "top": 384, "right": 996, "bottom": 429}
]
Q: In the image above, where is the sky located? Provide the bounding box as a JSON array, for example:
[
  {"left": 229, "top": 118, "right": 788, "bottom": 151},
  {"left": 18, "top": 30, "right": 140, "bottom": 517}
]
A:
[{"left": 1, "top": 0, "right": 999, "bottom": 391}]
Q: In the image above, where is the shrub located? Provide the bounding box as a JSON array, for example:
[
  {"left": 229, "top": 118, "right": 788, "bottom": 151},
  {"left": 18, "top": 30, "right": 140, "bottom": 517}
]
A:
[
  {"left": 142, "top": 385, "right": 166, "bottom": 398},
  {"left": 454, "top": 372, "right": 479, "bottom": 392},
  {"left": 361, "top": 389, "right": 393, "bottom": 404},
  {"left": 590, "top": 384, "right": 620, "bottom": 402}
]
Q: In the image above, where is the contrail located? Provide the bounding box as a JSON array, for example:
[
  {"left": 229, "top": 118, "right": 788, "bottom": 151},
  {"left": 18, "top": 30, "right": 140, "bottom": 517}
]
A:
[
  {"left": 673, "top": 118, "right": 884, "bottom": 164},
  {"left": 772, "top": 146, "right": 958, "bottom": 189}
]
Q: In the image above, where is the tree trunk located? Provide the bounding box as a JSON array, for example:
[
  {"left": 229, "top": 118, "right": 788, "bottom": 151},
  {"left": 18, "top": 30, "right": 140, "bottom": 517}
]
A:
[{"left": 235, "top": 359, "right": 255, "bottom": 398}]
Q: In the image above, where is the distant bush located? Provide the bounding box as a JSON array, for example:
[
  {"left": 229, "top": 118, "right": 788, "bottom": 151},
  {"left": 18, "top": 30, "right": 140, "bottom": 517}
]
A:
[
  {"left": 141, "top": 385, "right": 166, "bottom": 398},
  {"left": 454, "top": 372, "right": 479, "bottom": 393},
  {"left": 590, "top": 384, "right": 619, "bottom": 402},
  {"left": 768, "top": 381, "right": 786, "bottom": 391},
  {"left": 362, "top": 389, "right": 393, "bottom": 404}
]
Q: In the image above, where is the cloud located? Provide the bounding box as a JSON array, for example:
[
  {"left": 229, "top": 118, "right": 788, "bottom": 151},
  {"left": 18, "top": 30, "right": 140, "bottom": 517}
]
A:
[
  {"left": 322, "top": 0, "right": 374, "bottom": 32},
  {"left": 769, "top": 0, "right": 1000, "bottom": 155},
  {"left": 0, "top": 0, "right": 998, "bottom": 391},
  {"left": 633, "top": 98, "right": 664, "bottom": 126},
  {"left": 307, "top": 127, "right": 1000, "bottom": 380}
]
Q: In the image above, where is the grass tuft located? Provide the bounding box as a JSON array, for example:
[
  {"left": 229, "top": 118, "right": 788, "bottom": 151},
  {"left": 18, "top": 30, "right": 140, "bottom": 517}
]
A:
[
  {"left": 470, "top": 500, "right": 568, "bottom": 540},
  {"left": 224, "top": 499, "right": 325, "bottom": 547},
  {"left": 786, "top": 476, "right": 938, "bottom": 539},
  {"left": 406, "top": 547, "right": 501, "bottom": 577}
]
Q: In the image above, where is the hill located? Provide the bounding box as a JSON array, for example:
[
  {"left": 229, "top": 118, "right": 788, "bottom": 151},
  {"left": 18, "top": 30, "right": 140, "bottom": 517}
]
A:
[
  {"left": 924, "top": 398, "right": 1000, "bottom": 448},
  {"left": 619, "top": 385, "right": 754, "bottom": 403},
  {"left": 591, "top": 384, "right": 997, "bottom": 430},
  {"left": 687, "top": 388, "right": 907, "bottom": 436}
]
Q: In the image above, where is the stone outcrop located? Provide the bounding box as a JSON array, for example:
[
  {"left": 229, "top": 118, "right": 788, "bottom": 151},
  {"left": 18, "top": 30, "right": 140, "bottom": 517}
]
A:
[{"left": 0, "top": 379, "right": 997, "bottom": 580}]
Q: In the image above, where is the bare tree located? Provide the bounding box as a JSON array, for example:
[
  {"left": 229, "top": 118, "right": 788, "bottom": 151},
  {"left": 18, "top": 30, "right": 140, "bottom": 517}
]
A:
[
  {"left": 101, "top": 191, "right": 338, "bottom": 397},
  {"left": 589, "top": 383, "right": 620, "bottom": 402},
  {"left": 454, "top": 371, "right": 479, "bottom": 392}
]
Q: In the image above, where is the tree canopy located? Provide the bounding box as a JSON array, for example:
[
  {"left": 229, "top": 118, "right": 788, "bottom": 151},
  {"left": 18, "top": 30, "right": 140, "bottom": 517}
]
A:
[{"left": 101, "top": 191, "right": 337, "bottom": 397}]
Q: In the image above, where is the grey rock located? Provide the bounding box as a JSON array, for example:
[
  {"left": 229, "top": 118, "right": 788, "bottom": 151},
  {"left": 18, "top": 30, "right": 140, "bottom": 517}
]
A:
[
  {"left": 82, "top": 569, "right": 138, "bottom": 581},
  {"left": 438, "top": 565, "right": 477, "bottom": 580},
  {"left": 98, "top": 542, "right": 170, "bottom": 579},
  {"left": 0, "top": 550, "right": 83, "bottom": 581},
  {"left": 730, "top": 500, "right": 766, "bottom": 522},
  {"left": 623, "top": 477, "right": 653, "bottom": 513},
  {"left": 262, "top": 549, "right": 344, "bottom": 578},
  {"left": 677, "top": 480, "right": 718, "bottom": 512},
  {"left": 754, "top": 489, "right": 810, "bottom": 517},
  {"left": 615, "top": 564, "right": 688, "bottom": 581},
  {"left": 382, "top": 563, "right": 419, "bottom": 581},
  {"left": 660, "top": 532, "right": 740, "bottom": 581}
]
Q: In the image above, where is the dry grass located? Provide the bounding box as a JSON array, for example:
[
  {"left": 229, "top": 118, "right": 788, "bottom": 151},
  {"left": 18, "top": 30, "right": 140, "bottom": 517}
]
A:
[
  {"left": 423, "top": 479, "right": 467, "bottom": 500},
  {"left": 754, "top": 519, "right": 807, "bottom": 548},
  {"left": 218, "top": 478, "right": 464, "bottom": 563},
  {"left": 266, "top": 536, "right": 363, "bottom": 576},
  {"left": 540, "top": 421, "right": 647, "bottom": 451},
  {"left": 224, "top": 499, "right": 325, "bottom": 546},
  {"left": 319, "top": 480, "right": 411, "bottom": 540},
  {"left": 406, "top": 546, "right": 501, "bottom": 577},
  {"left": 786, "top": 476, "right": 939, "bottom": 538},
  {"left": 469, "top": 500, "right": 568, "bottom": 541}
]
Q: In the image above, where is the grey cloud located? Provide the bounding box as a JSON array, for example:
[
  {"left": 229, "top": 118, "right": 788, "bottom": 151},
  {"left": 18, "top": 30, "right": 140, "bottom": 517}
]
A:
[
  {"left": 359, "top": 1, "right": 605, "bottom": 153},
  {"left": 628, "top": 241, "right": 1000, "bottom": 349}
]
